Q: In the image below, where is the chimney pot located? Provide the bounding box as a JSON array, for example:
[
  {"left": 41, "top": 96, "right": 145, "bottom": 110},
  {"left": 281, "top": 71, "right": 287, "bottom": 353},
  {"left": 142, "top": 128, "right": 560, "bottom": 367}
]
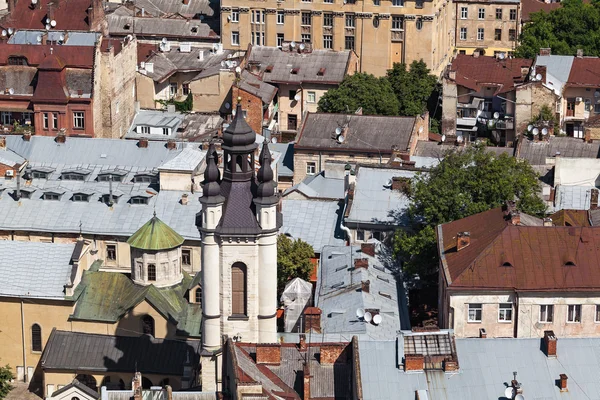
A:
[
  {"left": 361, "top": 280, "right": 370, "bottom": 293},
  {"left": 457, "top": 232, "right": 470, "bottom": 251},
  {"left": 591, "top": 189, "right": 599, "bottom": 210},
  {"left": 256, "top": 344, "right": 281, "bottom": 365},
  {"left": 0, "top": 136, "right": 6, "bottom": 149},
  {"left": 23, "top": 132, "right": 31, "bottom": 141},
  {"left": 511, "top": 210, "right": 521, "bottom": 226},
  {"left": 577, "top": 49, "right": 583, "bottom": 58},
  {"left": 303, "top": 307, "right": 322, "bottom": 333},
  {"left": 544, "top": 330, "right": 557, "bottom": 357},
  {"left": 299, "top": 334, "right": 307, "bottom": 351},
  {"left": 138, "top": 138, "right": 149, "bottom": 148},
  {"left": 181, "top": 193, "right": 188, "bottom": 205},
  {"left": 479, "top": 328, "right": 487, "bottom": 338},
  {"left": 132, "top": 372, "right": 142, "bottom": 399},
  {"left": 303, "top": 362, "right": 311, "bottom": 400},
  {"left": 443, "top": 359, "right": 458, "bottom": 372},
  {"left": 539, "top": 48, "right": 551, "bottom": 56},
  {"left": 559, "top": 374, "right": 568, "bottom": 391},
  {"left": 166, "top": 140, "right": 177, "bottom": 150},
  {"left": 354, "top": 258, "right": 369, "bottom": 269},
  {"left": 404, "top": 354, "right": 425, "bottom": 372},
  {"left": 543, "top": 217, "right": 553, "bottom": 226},
  {"left": 55, "top": 133, "right": 66, "bottom": 144},
  {"left": 360, "top": 242, "right": 375, "bottom": 257}
]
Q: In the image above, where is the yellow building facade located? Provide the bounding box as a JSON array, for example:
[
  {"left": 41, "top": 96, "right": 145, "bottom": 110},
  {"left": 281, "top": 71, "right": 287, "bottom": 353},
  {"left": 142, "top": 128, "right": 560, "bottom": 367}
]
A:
[{"left": 220, "top": 0, "right": 455, "bottom": 77}]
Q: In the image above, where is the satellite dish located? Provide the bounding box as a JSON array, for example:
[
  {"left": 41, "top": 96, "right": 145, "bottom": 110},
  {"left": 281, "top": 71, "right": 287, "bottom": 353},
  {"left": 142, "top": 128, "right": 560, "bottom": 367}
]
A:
[
  {"left": 356, "top": 308, "right": 365, "bottom": 319},
  {"left": 337, "top": 135, "right": 345, "bottom": 144},
  {"left": 290, "top": 41, "right": 296, "bottom": 48},
  {"left": 493, "top": 111, "right": 500, "bottom": 119},
  {"left": 532, "top": 127, "right": 539, "bottom": 135},
  {"left": 7, "top": 27, "right": 13, "bottom": 35},
  {"left": 535, "top": 73, "right": 542, "bottom": 81},
  {"left": 59, "top": 34, "right": 65, "bottom": 41},
  {"left": 504, "top": 387, "right": 514, "bottom": 399},
  {"left": 372, "top": 314, "right": 382, "bottom": 325},
  {"left": 221, "top": 61, "right": 226, "bottom": 67},
  {"left": 50, "top": 20, "right": 56, "bottom": 27},
  {"left": 31, "top": 0, "right": 37, "bottom": 3},
  {"left": 45, "top": 24, "right": 50, "bottom": 30},
  {"left": 235, "top": 66, "right": 241, "bottom": 73},
  {"left": 542, "top": 127, "right": 548, "bottom": 135},
  {"left": 8, "top": 88, "right": 14, "bottom": 95},
  {"left": 162, "top": 37, "right": 168, "bottom": 44},
  {"left": 271, "top": 137, "right": 277, "bottom": 144},
  {"left": 527, "top": 124, "right": 533, "bottom": 132},
  {"left": 441, "top": 134, "right": 446, "bottom": 142},
  {"left": 595, "top": 90, "right": 600, "bottom": 98},
  {"left": 36, "top": 35, "right": 42, "bottom": 42},
  {"left": 1, "top": 30, "right": 6, "bottom": 37},
  {"left": 45, "top": 18, "right": 50, "bottom": 24},
  {"left": 294, "top": 93, "right": 301, "bottom": 102},
  {"left": 515, "top": 395, "right": 525, "bottom": 400},
  {"left": 457, "top": 135, "right": 463, "bottom": 143},
  {"left": 335, "top": 127, "right": 342, "bottom": 135},
  {"left": 419, "top": 126, "right": 424, "bottom": 133},
  {"left": 384, "top": 178, "right": 392, "bottom": 188},
  {"left": 498, "top": 53, "right": 505, "bottom": 60},
  {"left": 364, "top": 312, "right": 372, "bottom": 323},
  {"left": 299, "top": 43, "right": 305, "bottom": 50},
  {"left": 224, "top": 102, "right": 231, "bottom": 109},
  {"left": 199, "top": 15, "right": 205, "bottom": 20}
]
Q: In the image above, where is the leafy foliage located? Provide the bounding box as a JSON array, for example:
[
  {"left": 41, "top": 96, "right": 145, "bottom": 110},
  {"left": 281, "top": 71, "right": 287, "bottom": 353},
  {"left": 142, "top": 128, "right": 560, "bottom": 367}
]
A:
[
  {"left": 393, "top": 145, "right": 546, "bottom": 275},
  {"left": 0, "top": 363, "right": 13, "bottom": 399},
  {"left": 156, "top": 93, "right": 193, "bottom": 112},
  {"left": 317, "top": 73, "right": 400, "bottom": 115},
  {"left": 533, "top": 104, "right": 559, "bottom": 126},
  {"left": 277, "top": 235, "right": 314, "bottom": 297},
  {"left": 515, "top": 0, "right": 600, "bottom": 58},
  {"left": 387, "top": 61, "right": 440, "bottom": 116}
]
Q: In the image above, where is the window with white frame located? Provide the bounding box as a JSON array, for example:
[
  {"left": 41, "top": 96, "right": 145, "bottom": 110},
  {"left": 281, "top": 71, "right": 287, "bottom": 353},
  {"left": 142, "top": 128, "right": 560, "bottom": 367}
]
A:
[
  {"left": 162, "top": 128, "right": 169, "bottom": 135},
  {"left": 277, "top": 33, "right": 284, "bottom": 47},
  {"left": 52, "top": 113, "right": 58, "bottom": 129},
  {"left": 231, "top": 31, "right": 240, "bottom": 46},
  {"left": 460, "top": 27, "right": 467, "bottom": 40},
  {"left": 392, "top": 0, "right": 404, "bottom": 6},
  {"left": 1, "top": 111, "right": 11, "bottom": 125},
  {"left": 43, "top": 113, "right": 49, "bottom": 129},
  {"left": 301, "top": 34, "right": 311, "bottom": 43},
  {"left": 461, "top": 7, "right": 468, "bottom": 19},
  {"left": 73, "top": 112, "right": 85, "bottom": 129},
  {"left": 139, "top": 126, "right": 150, "bottom": 134},
  {"left": 540, "top": 304, "right": 554, "bottom": 322},
  {"left": 277, "top": 11, "right": 284, "bottom": 24},
  {"left": 345, "top": 14, "right": 355, "bottom": 28},
  {"left": 392, "top": 16, "right": 403, "bottom": 30},
  {"left": 498, "top": 303, "right": 512, "bottom": 322},
  {"left": 323, "top": 35, "right": 333, "bottom": 49},
  {"left": 307, "top": 91, "right": 316, "bottom": 103},
  {"left": 477, "top": 28, "right": 484, "bottom": 41},
  {"left": 468, "top": 304, "right": 482, "bottom": 322},
  {"left": 567, "top": 305, "right": 581, "bottom": 323},
  {"left": 231, "top": 9, "right": 239, "bottom": 22},
  {"left": 306, "top": 161, "right": 316, "bottom": 175},
  {"left": 478, "top": 8, "right": 484, "bottom": 19},
  {"left": 595, "top": 305, "right": 600, "bottom": 322}
]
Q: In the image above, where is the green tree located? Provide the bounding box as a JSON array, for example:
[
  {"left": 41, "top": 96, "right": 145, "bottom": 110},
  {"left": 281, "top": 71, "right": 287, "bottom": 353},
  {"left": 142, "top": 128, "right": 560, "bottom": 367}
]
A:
[
  {"left": 277, "top": 235, "right": 314, "bottom": 297},
  {"left": 317, "top": 73, "right": 400, "bottom": 115},
  {"left": 0, "top": 364, "right": 13, "bottom": 400},
  {"left": 515, "top": 0, "right": 600, "bottom": 58},
  {"left": 394, "top": 144, "right": 546, "bottom": 275},
  {"left": 387, "top": 60, "right": 439, "bottom": 116}
]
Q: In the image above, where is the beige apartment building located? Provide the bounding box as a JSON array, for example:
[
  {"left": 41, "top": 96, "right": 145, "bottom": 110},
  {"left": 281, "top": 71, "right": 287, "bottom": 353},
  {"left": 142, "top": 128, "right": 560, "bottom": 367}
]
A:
[
  {"left": 453, "top": 0, "right": 521, "bottom": 56},
  {"left": 220, "top": 0, "right": 454, "bottom": 77}
]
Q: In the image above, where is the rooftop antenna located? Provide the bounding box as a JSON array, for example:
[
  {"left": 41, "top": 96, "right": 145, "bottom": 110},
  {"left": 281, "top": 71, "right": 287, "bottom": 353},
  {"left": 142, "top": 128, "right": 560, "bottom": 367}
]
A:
[
  {"left": 108, "top": 175, "right": 114, "bottom": 206},
  {"left": 78, "top": 220, "right": 83, "bottom": 240},
  {"left": 15, "top": 168, "right": 21, "bottom": 200}
]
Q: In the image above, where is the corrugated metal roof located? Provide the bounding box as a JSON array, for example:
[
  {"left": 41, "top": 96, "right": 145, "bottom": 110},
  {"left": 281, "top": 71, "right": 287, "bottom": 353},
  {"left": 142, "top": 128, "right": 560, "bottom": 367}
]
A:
[
  {"left": 532, "top": 55, "right": 574, "bottom": 95},
  {"left": 414, "top": 141, "right": 515, "bottom": 158},
  {"left": 517, "top": 136, "right": 600, "bottom": 165},
  {"left": 0, "top": 240, "right": 74, "bottom": 299},
  {"left": 126, "top": 110, "right": 222, "bottom": 142},
  {"left": 159, "top": 146, "right": 207, "bottom": 172},
  {"left": 284, "top": 173, "right": 345, "bottom": 200},
  {"left": 270, "top": 142, "right": 294, "bottom": 177},
  {"left": 127, "top": 215, "right": 185, "bottom": 250},
  {"left": 8, "top": 31, "right": 99, "bottom": 46},
  {"left": 555, "top": 185, "right": 593, "bottom": 211}
]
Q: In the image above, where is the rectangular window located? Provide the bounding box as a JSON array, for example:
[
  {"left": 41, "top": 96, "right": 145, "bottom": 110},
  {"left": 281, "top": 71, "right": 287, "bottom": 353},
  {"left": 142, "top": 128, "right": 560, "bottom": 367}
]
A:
[
  {"left": 324, "top": 0, "right": 333, "bottom": 3},
  {"left": 306, "top": 161, "right": 316, "bottom": 175},
  {"left": 277, "top": 11, "right": 284, "bottom": 25},
  {"left": 509, "top": 29, "right": 516, "bottom": 41},
  {"left": 345, "top": 14, "right": 355, "bottom": 28},
  {"left": 345, "top": 35, "right": 355, "bottom": 50},
  {"left": 323, "top": 34, "right": 333, "bottom": 49},
  {"left": 477, "top": 28, "right": 484, "bottom": 41},
  {"left": 182, "top": 248, "right": 192, "bottom": 266},
  {"left": 139, "top": 126, "right": 150, "bottom": 134},
  {"left": 415, "top": 0, "right": 423, "bottom": 8},
  {"left": 1, "top": 111, "right": 11, "bottom": 125},
  {"left": 323, "top": 13, "right": 333, "bottom": 27},
  {"left": 596, "top": 103, "right": 600, "bottom": 113},
  {"left": 356, "top": 229, "right": 365, "bottom": 241},
  {"left": 392, "top": 16, "right": 403, "bottom": 30},
  {"left": 478, "top": 8, "right": 484, "bottom": 19},
  {"left": 585, "top": 99, "right": 592, "bottom": 112},
  {"left": 307, "top": 91, "right": 316, "bottom": 103},
  {"left": 169, "top": 83, "right": 177, "bottom": 97},
  {"left": 510, "top": 9, "right": 517, "bottom": 20},
  {"left": 277, "top": 33, "right": 284, "bottom": 47},
  {"left": 162, "top": 128, "right": 169, "bottom": 135},
  {"left": 22, "top": 112, "right": 33, "bottom": 125},
  {"left": 231, "top": 9, "right": 239, "bottom": 22},
  {"left": 302, "top": 0, "right": 311, "bottom": 3},
  {"left": 460, "top": 27, "right": 467, "bottom": 40},
  {"left": 392, "top": 0, "right": 404, "bottom": 6},
  {"left": 106, "top": 244, "right": 117, "bottom": 261},
  {"left": 43, "top": 113, "right": 49, "bottom": 129},
  {"left": 52, "top": 113, "right": 58, "bottom": 129},
  {"left": 302, "top": 12, "right": 312, "bottom": 26},
  {"left": 596, "top": 305, "right": 600, "bottom": 322},
  {"left": 289, "top": 90, "right": 297, "bottom": 101},
  {"left": 373, "top": 0, "right": 380, "bottom": 5},
  {"left": 288, "top": 114, "right": 298, "bottom": 130},
  {"left": 540, "top": 305, "right": 554, "bottom": 323},
  {"left": 231, "top": 31, "right": 239, "bottom": 46},
  {"left": 253, "top": 32, "right": 265, "bottom": 46},
  {"left": 496, "top": 8, "right": 502, "bottom": 20},
  {"left": 498, "top": 303, "right": 512, "bottom": 322},
  {"left": 567, "top": 305, "right": 582, "bottom": 323},
  {"left": 468, "top": 304, "right": 482, "bottom": 322},
  {"left": 73, "top": 112, "right": 85, "bottom": 129},
  {"left": 301, "top": 33, "right": 311, "bottom": 43},
  {"left": 461, "top": 7, "right": 468, "bottom": 19},
  {"left": 495, "top": 28, "right": 502, "bottom": 41},
  {"left": 148, "top": 264, "right": 156, "bottom": 281},
  {"left": 182, "top": 83, "right": 190, "bottom": 95}
]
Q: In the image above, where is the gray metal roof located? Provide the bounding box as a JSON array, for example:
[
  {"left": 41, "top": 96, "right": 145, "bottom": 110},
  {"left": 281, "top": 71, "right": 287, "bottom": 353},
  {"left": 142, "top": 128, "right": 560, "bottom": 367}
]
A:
[
  {"left": 106, "top": 391, "right": 217, "bottom": 400},
  {"left": 316, "top": 246, "right": 401, "bottom": 340},
  {"left": 360, "top": 336, "right": 600, "bottom": 400},
  {"left": 346, "top": 167, "right": 415, "bottom": 226},
  {"left": 133, "top": 0, "right": 215, "bottom": 17},
  {"left": 159, "top": 146, "right": 206, "bottom": 172},
  {"left": 280, "top": 199, "right": 345, "bottom": 253},
  {"left": 517, "top": 136, "right": 600, "bottom": 165},
  {"left": 126, "top": 110, "right": 222, "bottom": 142},
  {"left": 533, "top": 55, "right": 574, "bottom": 95},
  {"left": 555, "top": 185, "right": 593, "bottom": 211},
  {"left": 0, "top": 147, "right": 25, "bottom": 167},
  {"left": 0, "top": 240, "right": 75, "bottom": 299},
  {"left": 8, "top": 30, "right": 100, "bottom": 46},
  {"left": 236, "top": 70, "right": 278, "bottom": 104},
  {"left": 247, "top": 46, "right": 352, "bottom": 84},
  {"left": 414, "top": 141, "right": 515, "bottom": 158},
  {"left": 297, "top": 113, "right": 416, "bottom": 153},
  {"left": 270, "top": 142, "right": 293, "bottom": 177},
  {"left": 284, "top": 173, "right": 346, "bottom": 200}
]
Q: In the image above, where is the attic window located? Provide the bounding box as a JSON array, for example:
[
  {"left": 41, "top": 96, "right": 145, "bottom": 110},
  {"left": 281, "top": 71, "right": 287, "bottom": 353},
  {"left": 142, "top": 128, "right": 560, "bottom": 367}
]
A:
[
  {"left": 265, "top": 65, "right": 273, "bottom": 73},
  {"left": 317, "top": 67, "right": 326, "bottom": 76},
  {"left": 191, "top": 26, "right": 198, "bottom": 33},
  {"left": 61, "top": 172, "right": 87, "bottom": 181},
  {"left": 43, "top": 192, "right": 61, "bottom": 200},
  {"left": 8, "top": 56, "right": 28, "bottom": 66},
  {"left": 565, "top": 261, "right": 576, "bottom": 267},
  {"left": 72, "top": 193, "right": 90, "bottom": 202},
  {"left": 130, "top": 196, "right": 149, "bottom": 205},
  {"left": 290, "top": 67, "right": 299, "bottom": 74},
  {"left": 124, "top": 23, "right": 131, "bottom": 30},
  {"left": 501, "top": 262, "right": 513, "bottom": 267}
]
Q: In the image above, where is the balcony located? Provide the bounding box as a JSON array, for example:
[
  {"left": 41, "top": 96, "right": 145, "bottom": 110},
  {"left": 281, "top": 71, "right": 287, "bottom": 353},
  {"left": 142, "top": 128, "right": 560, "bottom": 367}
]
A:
[{"left": 495, "top": 118, "right": 514, "bottom": 130}]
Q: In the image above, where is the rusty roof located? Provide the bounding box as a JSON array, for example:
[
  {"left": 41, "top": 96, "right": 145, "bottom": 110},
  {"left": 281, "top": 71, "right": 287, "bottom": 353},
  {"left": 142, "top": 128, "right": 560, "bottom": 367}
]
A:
[
  {"left": 0, "top": 0, "right": 97, "bottom": 31},
  {"left": 521, "top": 0, "right": 561, "bottom": 22},
  {"left": 449, "top": 54, "right": 532, "bottom": 95},
  {"left": 437, "top": 207, "right": 600, "bottom": 291},
  {"left": 549, "top": 209, "right": 591, "bottom": 227},
  {"left": 0, "top": 44, "right": 95, "bottom": 68},
  {"left": 567, "top": 57, "right": 600, "bottom": 88}
]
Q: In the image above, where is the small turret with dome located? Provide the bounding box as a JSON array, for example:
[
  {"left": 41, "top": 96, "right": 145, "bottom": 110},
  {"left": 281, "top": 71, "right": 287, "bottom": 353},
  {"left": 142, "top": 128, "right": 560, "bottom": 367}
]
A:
[
  {"left": 221, "top": 97, "right": 257, "bottom": 183},
  {"left": 127, "top": 213, "right": 185, "bottom": 288},
  {"left": 255, "top": 141, "right": 277, "bottom": 204}
]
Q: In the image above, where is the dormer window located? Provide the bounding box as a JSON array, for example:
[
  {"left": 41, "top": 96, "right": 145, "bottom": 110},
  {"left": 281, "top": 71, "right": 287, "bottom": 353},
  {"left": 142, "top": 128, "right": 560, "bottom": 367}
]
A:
[
  {"left": 265, "top": 65, "right": 273, "bottom": 73},
  {"left": 43, "top": 192, "right": 61, "bottom": 200},
  {"left": 317, "top": 67, "right": 326, "bottom": 76},
  {"left": 130, "top": 196, "right": 149, "bottom": 205},
  {"left": 98, "top": 174, "right": 123, "bottom": 182},
  {"left": 61, "top": 168, "right": 90, "bottom": 181},
  {"left": 101, "top": 194, "right": 120, "bottom": 205},
  {"left": 16, "top": 190, "right": 32, "bottom": 199},
  {"left": 72, "top": 193, "right": 90, "bottom": 202},
  {"left": 290, "top": 68, "right": 299, "bottom": 74},
  {"left": 32, "top": 171, "right": 48, "bottom": 179},
  {"left": 134, "top": 174, "right": 158, "bottom": 184},
  {"left": 501, "top": 262, "right": 513, "bottom": 267},
  {"left": 8, "top": 56, "right": 28, "bottom": 66},
  {"left": 565, "top": 261, "right": 576, "bottom": 267}
]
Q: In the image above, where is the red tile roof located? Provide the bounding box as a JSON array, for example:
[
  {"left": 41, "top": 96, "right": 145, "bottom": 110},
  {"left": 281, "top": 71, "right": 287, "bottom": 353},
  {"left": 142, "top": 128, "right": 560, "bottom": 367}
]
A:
[
  {"left": 521, "top": 0, "right": 561, "bottom": 22},
  {"left": 0, "top": 0, "right": 95, "bottom": 31},
  {"left": 449, "top": 54, "right": 532, "bottom": 95},
  {"left": 567, "top": 57, "right": 600, "bottom": 88},
  {"left": 0, "top": 44, "right": 94, "bottom": 68},
  {"left": 137, "top": 42, "right": 158, "bottom": 63},
  {"left": 439, "top": 207, "right": 600, "bottom": 291}
]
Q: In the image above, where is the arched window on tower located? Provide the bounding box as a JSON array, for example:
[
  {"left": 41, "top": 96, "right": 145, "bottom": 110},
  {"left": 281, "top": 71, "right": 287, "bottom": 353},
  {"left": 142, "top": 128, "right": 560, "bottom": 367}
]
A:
[
  {"left": 236, "top": 155, "right": 244, "bottom": 172},
  {"left": 231, "top": 263, "right": 247, "bottom": 316},
  {"left": 147, "top": 263, "right": 156, "bottom": 281},
  {"left": 31, "top": 324, "right": 42, "bottom": 352},
  {"left": 141, "top": 315, "right": 155, "bottom": 336},
  {"left": 195, "top": 286, "right": 202, "bottom": 304}
]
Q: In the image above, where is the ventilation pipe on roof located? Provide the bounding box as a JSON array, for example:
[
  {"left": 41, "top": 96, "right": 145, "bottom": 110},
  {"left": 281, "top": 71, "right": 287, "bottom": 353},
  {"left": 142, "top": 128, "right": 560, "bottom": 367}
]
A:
[
  {"left": 543, "top": 330, "right": 557, "bottom": 357},
  {"left": 456, "top": 232, "right": 470, "bottom": 251},
  {"left": 559, "top": 374, "right": 568, "bottom": 392}
]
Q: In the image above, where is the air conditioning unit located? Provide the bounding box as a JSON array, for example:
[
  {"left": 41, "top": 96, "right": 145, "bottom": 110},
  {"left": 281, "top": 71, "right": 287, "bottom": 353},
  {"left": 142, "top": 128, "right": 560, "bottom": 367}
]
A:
[
  {"left": 576, "top": 97, "right": 583, "bottom": 103},
  {"left": 5, "top": 170, "right": 14, "bottom": 177}
]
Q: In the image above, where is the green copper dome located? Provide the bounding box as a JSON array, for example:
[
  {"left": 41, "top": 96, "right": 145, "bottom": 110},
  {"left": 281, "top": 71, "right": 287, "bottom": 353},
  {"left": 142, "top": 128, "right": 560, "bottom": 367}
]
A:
[{"left": 127, "top": 215, "right": 185, "bottom": 251}]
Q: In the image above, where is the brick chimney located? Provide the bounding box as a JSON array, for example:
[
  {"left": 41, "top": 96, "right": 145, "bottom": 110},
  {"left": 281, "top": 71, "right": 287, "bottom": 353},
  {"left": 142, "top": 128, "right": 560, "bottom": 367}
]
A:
[
  {"left": 166, "top": 140, "right": 177, "bottom": 150},
  {"left": 443, "top": 359, "right": 458, "bottom": 372},
  {"left": 303, "top": 362, "right": 311, "bottom": 399},
  {"left": 448, "top": 70, "right": 457, "bottom": 80},
  {"left": 256, "top": 344, "right": 281, "bottom": 365},
  {"left": 0, "top": 136, "right": 6, "bottom": 149},
  {"left": 23, "top": 132, "right": 31, "bottom": 142},
  {"left": 543, "top": 217, "right": 553, "bottom": 226},
  {"left": 181, "top": 193, "right": 188, "bottom": 205},
  {"left": 55, "top": 133, "right": 66, "bottom": 144},
  {"left": 361, "top": 280, "right": 370, "bottom": 293},
  {"left": 479, "top": 328, "right": 487, "bottom": 338},
  {"left": 539, "top": 48, "right": 551, "bottom": 56},
  {"left": 404, "top": 354, "right": 424, "bottom": 372},
  {"left": 577, "top": 49, "right": 583, "bottom": 58},
  {"left": 303, "top": 307, "right": 322, "bottom": 333},
  {"left": 457, "top": 232, "right": 470, "bottom": 251},
  {"left": 591, "top": 189, "right": 599, "bottom": 210},
  {"left": 138, "top": 138, "right": 149, "bottom": 148},
  {"left": 354, "top": 258, "right": 368, "bottom": 269},
  {"left": 132, "top": 372, "right": 142, "bottom": 400},
  {"left": 299, "top": 334, "right": 307, "bottom": 351},
  {"left": 559, "top": 374, "right": 568, "bottom": 391},
  {"left": 544, "top": 330, "right": 557, "bottom": 357},
  {"left": 360, "top": 242, "right": 375, "bottom": 257},
  {"left": 320, "top": 344, "right": 348, "bottom": 365}
]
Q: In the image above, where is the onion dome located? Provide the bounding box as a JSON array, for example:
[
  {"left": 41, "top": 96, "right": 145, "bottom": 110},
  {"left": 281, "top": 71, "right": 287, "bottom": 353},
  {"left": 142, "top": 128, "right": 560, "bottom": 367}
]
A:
[
  {"left": 256, "top": 142, "right": 276, "bottom": 199},
  {"left": 127, "top": 213, "right": 184, "bottom": 251},
  {"left": 222, "top": 100, "right": 256, "bottom": 151},
  {"left": 202, "top": 143, "right": 221, "bottom": 198}
]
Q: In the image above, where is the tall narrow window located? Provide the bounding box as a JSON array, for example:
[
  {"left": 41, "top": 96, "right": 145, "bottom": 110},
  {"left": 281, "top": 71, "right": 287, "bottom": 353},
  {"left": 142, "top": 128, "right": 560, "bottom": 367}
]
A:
[
  {"left": 43, "top": 113, "right": 49, "bottom": 129},
  {"left": 141, "top": 315, "right": 155, "bottom": 336},
  {"left": 148, "top": 264, "right": 156, "bottom": 281},
  {"left": 540, "top": 305, "right": 554, "bottom": 322},
  {"left": 73, "top": 111, "right": 85, "bottom": 129},
  {"left": 106, "top": 244, "right": 117, "bottom": 261},
  {"left": 32, "top": 324, "right": 42, "bottom": 351},
  {"left": 468, "top": 303, "right": 482, "bottom": 322},
  {"left": 509, "top": 9, "right": 517, "bottom": 20},
  {"left": 231, "top": 263, "right": 247, "bottom": 316},
  {"left": 460, "top": 27, "right": 467, "bottom": 40},
  {"left": 323, "top": 35, "right": 333, "bottom": 49},
  {"left": 567, "top": 305, "right": 581, "bottom": 323},
  {"left": 276, "top": 11, "right": 284, "bottom": 24},
  {"left": 195, "top": 287, "right": 202, "bottom": 303},
  {"left": 496, "top": 8, "right": 502, "bottom": 20},
  {"left": 477, "top": 28, "right": 484, "bottom": 41},
  {"left": 323, "top": 13, "right": 333, "bottom": 27},
  {"left": 461, "top": 7, "right": 468, "bottom": 19}
]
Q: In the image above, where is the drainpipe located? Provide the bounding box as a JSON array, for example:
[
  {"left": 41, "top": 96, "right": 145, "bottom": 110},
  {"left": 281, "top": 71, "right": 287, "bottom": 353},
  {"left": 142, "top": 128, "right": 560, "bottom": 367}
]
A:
[{"left": 21, "top": 299, "right": 27, "bottom": 382}]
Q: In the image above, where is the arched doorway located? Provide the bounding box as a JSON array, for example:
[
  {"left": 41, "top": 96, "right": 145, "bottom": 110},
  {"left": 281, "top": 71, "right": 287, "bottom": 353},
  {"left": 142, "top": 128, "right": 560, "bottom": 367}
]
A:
[{"left": 141, "top": 315, "right": 155, "bottom": 336}]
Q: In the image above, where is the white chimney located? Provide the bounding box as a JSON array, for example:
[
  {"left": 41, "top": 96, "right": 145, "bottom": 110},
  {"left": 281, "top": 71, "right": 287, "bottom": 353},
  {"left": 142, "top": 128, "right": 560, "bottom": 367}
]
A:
[{"left": 198, "top": 50, "right": 204, "bottom": 61}]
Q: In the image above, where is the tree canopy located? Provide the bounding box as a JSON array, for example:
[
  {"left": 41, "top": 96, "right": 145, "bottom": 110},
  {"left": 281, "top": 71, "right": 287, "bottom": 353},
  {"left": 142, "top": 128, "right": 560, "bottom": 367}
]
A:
[
  {"left": 387, "top": 60, "right": 439, "bottom": 117},
  {"left": 394, "top": 145, "right": 546, "bottom": 275},
  {"left": 317, "top": 73, "right": 399, "bottom": 115},
  {"left": 515, "top": 0, "right": 600, "bottom": 59},
  {"left": 0, "top": 363, "right": 13, "bottom": 400},
  {"left": 276, "top": 235, "right": 314, "bottom": 297}
]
